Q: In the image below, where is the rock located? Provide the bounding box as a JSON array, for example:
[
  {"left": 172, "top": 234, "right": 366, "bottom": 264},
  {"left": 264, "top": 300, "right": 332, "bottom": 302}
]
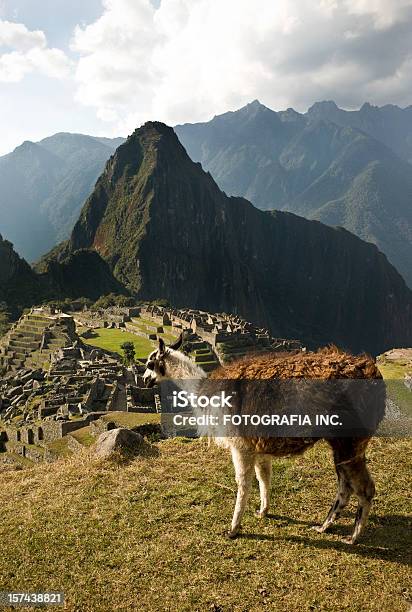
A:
[
  {"left": 20, "top": 371, "right": 34, "bottom": 384},
  {"left": 31, "top": 369, "right": 45, "bottom": 381},
  {"left": 11, "top": 393, "right": 26, "bottom": 406},
  {"left": 94, "top": 428, "right": 145, "bottom": 459},
  {"left": 7, "top": 385, "right": 23, "bottom": 398}
]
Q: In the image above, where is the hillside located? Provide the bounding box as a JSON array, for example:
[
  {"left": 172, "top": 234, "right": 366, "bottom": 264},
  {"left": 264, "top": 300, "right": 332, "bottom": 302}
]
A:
[
  {"left": 175, "top": 101, "right": 412, "bottom": 287},
  {"left": 0, "top": 438, "right": 410, "bottom": 611},
  {"left": 0, "top": 235, "right": 43, "bottom": 316},
  {"left": 307, "top": 101, "right": 412, "bottom": 163},
  {"left": 39, "top": 122, "right": 412, "bottom": 355},
  {"left": 0, "top": 133, "right": 124, "bottom": 261}
]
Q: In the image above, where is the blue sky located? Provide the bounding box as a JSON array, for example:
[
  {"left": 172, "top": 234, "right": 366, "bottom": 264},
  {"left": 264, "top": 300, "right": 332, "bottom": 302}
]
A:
[
  {"left": 0, "top": 0, "right": 411, "bottom": 155},
  {"left": 0, "top": 0, "right": 110, "bottom": 154},
  {"left": 0, "top": 0, "right": 103, "bottom": 50}
]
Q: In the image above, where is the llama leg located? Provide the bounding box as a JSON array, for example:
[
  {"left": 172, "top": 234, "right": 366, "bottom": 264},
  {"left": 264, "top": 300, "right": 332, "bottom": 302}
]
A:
[
  {"left": 254, "top": 455, "right": 272, "bottom": 518},
  {"left": 227, "top": 447, "right": 255, "bottom": 539},
  {"left": 342, "top": 457, "right": 375, "bottom": 545},
  {"left": 313, "top": 466, "right": 352, "bottom": 533}
]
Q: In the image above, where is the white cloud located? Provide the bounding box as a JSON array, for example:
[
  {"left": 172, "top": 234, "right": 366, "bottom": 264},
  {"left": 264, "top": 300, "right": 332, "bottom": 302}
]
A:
[
  {"left": 343, "top": 0, "right": 412, "bottom": 27},
  {"left": 0, "top": 19, "right": 72, "bottom": 82},
  {"left": 70, "top": 0, "right": 412, "bottom": 131}
]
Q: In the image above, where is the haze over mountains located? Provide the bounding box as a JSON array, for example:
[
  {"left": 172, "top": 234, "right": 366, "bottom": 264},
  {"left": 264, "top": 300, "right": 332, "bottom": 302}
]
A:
[
  {"left": 36, "top": 122, "right": 412, "bottom": 355},
  {"left": 176, "top": 100, "right": 412, "bottom": 288},
  {"left": 0, "top": 133, "right": 124, "bottom": 261}
]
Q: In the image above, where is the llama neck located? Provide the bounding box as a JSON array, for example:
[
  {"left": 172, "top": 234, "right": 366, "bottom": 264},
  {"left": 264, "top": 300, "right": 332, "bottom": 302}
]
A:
[
  {"left": 168, "top": 350, "right": 206, "bottom": 378},
  {"left": 166, "top": 350, "right": 206, "bottom": 392}
]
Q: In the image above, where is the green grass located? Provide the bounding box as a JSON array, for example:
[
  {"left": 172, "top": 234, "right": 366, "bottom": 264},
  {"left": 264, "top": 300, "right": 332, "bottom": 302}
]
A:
[
  {"left": 129, "top": 318, "right": 178, "bottom": 344},
  {"left": 378, "top": 356, "right": 412, "bottom": 419},
  {"left": 80, "top": 319, "right": 180, "bottom": 360},
  {"left": 0, "top": 452, "right": 33, "bottom": 470},
  {"left": 70, "top": 427, "right": 95, "bottom": 447},
  {"left": 101, "top": 411, "right": 160, "bottom": 428},
  {"left": 0, "top": 438, "right": 410, "bottom": 611},
  {"left": 46, "top": 437, "right": 72, "bottom": 458},
  {"left": 81, "top": 328, "right": 155, "bottom": 359}
]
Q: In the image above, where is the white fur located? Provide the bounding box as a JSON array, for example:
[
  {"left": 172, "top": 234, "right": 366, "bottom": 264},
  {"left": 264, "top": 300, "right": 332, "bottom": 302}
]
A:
[
  {"left": 162, "top": 349, "right": 206, "bottom": 382},
  {"left": 144, "top": 346, "right": 271, "bottom": 537}
]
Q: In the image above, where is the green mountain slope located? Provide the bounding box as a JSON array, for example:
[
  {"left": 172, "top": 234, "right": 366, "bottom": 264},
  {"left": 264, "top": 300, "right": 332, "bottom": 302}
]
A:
[
  {"left": 175, "top": 101, "right": 412, "bottom": 287},
  {"left": 40, "top": 122, "right": 412, "bottom": 354},
  {"left": 307, "top": 100, "right": 412, "bottom": 163},
  {"left": 0, "top": 235, "right": 43, "bottom": 316}
]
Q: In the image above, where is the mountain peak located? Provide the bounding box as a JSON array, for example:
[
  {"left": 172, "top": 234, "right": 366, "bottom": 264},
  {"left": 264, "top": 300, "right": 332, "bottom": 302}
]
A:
[
  {"left": 278, "top": 107, "right": 304, "bottom": 122},
  {"left": 140, "top": 120, "right": 175, "bottom": 134},
  {"left": 307, "top": 100, "right": 339, "bottom": 114},
  {"left": 126, "top": 121, "right": 179, "bottom": 148},
  {"left": 248, "top": 99, "right": 263, "bottom": 107},
  {"left": 360, "top": 102, "right": 378, "bottom": 112},
  {"left": 242, "top": 99, "right": 269, "bottom": 113},
  {"left": 13, "top": 140, "right": 38, "bottom": 153}
]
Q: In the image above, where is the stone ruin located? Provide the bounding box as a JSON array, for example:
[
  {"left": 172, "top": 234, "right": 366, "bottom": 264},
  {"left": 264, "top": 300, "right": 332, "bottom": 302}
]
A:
[
  {"left": 0, "top": 308, "right": 159, "bottom": 463},
  {"left": 0, "top": 307, "right": 77, "bottom": 371},
  {"left": 73, "top": 306, "right": 140, "bottom": 330},
  {"left": 138, "top": 304, "right": 303, "bottom": 364}
]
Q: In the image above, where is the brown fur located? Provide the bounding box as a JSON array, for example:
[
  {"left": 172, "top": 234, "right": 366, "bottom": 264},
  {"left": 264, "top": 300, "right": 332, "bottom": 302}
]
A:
[
  {"left": 209, "top": 347, "right": 382, "bottom": 542},
  {"left": 209, "top": 346, "right": 382, "bottom": 381}
]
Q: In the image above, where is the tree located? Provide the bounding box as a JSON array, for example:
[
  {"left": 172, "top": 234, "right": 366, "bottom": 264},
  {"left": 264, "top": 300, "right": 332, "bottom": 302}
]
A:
[
  {"left": 121, "top": 341, "right": 136, "bottom": 365},
  {"left": 91, "top": 293, "right": 134, "bottom": 311},
  {"left": 0, "top": 302, "right": 10, "bottom": 338}
]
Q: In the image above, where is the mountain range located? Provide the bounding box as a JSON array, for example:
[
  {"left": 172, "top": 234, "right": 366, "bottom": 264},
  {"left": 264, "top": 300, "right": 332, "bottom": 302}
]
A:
[
  {"left": 0, "top": 133, "right": 124, "bottom": 262},
  {"left": 1, "top": 100, "right": 411, "bottom": 290},
  {"left": 35, "top": 122, "right": 412, "bottom": 355},
  {"left": 175, "top": 100, "right": 412, "bottom": 287}
]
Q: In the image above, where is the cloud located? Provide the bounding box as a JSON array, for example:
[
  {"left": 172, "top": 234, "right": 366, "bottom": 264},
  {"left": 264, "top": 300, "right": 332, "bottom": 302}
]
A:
[
  {"left": 71, "top": 0, "right": 412, "bottom": 131},
  {"left": 0, "top": 19, "right": 72, "bottom": 82}
]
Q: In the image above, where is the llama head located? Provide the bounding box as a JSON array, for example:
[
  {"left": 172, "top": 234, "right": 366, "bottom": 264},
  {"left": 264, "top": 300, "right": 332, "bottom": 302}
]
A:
[
  {"left": 143, "top": 333, "right": 184, "bottom": 387},
  {"left": 143, "top": 332, "right": 207, "bottom": 387}
]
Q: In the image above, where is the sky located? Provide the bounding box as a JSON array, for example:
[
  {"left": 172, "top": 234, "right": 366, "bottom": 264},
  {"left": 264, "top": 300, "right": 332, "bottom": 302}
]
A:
[{"left": 1, "top": 0, "right": 412, "bottom": 154}]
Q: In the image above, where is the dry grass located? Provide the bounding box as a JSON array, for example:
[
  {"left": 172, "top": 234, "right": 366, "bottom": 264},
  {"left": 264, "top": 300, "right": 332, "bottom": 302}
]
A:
[{"left": 0, "top": 437, "right": 411, "bottom": 611}]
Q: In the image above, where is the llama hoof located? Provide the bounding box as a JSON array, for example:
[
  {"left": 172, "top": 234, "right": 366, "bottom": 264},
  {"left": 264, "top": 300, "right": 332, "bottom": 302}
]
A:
[
  {"left": 225, "top": 528, "right": 240, "bottom": 539},
  {"left": 311, "top": 525, "right": 326, "bottom": 533},
  {"left": 255, "top": 509, "right": 268, "bottom": 519},
  {"left": 342, "top": 535, "right": 357, "bottom": 545}
]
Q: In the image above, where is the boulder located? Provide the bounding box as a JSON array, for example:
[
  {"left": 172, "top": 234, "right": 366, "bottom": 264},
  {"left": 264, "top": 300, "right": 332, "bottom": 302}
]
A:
[{"left": 94, "top": 427, "right": 145, "bottom": 459}]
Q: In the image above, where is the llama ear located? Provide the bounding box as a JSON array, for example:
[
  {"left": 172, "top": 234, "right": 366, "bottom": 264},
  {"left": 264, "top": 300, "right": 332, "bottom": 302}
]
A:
[
  {"left": 158, "top": 337, "right": 166, "bottom": 355},
  {"left": 169, "top": 333, "right": 183, "bottom": 351}
]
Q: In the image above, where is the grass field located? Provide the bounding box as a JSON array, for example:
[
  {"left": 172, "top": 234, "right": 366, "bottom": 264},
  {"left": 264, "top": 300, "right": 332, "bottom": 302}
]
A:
[
  {"left": 80, "top": 320, "right": 180, "bottom": 360},
  {"left": 100, "top": 411, "right": 160, "bottom": 428},
  {"left": 0, "top": 437, "right": 410, "bottom": 611},
  {"left": 378, "top": 353, "right": 412, "bottom": 422},
  {"left": 81, "top": 327, "right": 155, "bottom": 360}
]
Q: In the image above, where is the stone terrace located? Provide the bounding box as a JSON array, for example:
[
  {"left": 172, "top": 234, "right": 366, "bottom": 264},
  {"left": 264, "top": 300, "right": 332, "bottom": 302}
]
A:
[
  {"left": 139, "top": 305, "right": 303, "bottom": 364},
  {"left": 0, "top": 308, "right": 77, "bottom": 371}
]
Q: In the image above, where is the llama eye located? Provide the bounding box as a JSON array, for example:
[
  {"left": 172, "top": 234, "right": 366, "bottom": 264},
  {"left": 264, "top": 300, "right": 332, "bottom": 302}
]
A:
[{"left": 147, "top": 362, "right": 155, "bottom": 371}]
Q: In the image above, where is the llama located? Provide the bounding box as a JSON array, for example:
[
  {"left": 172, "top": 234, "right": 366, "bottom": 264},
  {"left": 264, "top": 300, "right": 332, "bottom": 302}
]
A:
[{"left": 143, "top": 336, "right": 385, "bottom": 544}]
